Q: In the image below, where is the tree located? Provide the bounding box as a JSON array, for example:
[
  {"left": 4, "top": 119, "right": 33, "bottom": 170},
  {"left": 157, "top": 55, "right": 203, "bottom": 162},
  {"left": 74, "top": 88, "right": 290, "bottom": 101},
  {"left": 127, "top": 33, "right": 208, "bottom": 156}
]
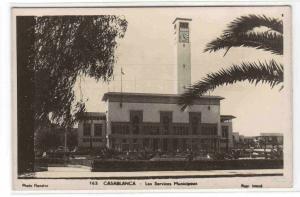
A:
[
  {"left": 34, "top": 127, "right": 61, "bottom": 153},
  {"left": 34, "top": 126, "right": 78, "bottom": 152},
  {"left": 179, "top": 15, "right": 283, "bottom": 108},
  {"left": 17, "top": 16, "right": 127, "bottom": 173}
]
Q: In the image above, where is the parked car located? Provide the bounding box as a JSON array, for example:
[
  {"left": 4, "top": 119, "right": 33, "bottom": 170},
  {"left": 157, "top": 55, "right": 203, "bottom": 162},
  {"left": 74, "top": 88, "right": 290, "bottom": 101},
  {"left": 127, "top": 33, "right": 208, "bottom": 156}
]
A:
[
  {"left": 55, "top": 146, "right": 69, "bottom": 153},
  {"left": 193, "top": 153, "right": 213, "bottom": 161}
]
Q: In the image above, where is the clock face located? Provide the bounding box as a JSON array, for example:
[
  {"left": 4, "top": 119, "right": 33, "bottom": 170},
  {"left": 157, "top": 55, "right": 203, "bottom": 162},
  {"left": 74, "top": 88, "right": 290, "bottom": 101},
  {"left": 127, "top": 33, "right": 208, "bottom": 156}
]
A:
[{"left": 179, "top": 31, "right": 189, "bottom": 43}]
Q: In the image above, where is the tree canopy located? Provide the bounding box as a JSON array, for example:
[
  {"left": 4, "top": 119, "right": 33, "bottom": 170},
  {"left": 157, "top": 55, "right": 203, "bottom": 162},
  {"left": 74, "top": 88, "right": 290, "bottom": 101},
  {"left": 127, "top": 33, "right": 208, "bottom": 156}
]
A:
[{"left": 29, "top": 16, "right": 127, "bottom": 129}]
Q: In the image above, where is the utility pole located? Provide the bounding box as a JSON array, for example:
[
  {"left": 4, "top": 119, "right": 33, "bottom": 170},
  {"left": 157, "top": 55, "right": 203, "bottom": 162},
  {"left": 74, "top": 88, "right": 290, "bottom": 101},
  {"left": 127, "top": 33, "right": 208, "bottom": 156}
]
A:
[
  {"left": 64, "top": 109, "right": 71, "bottom": 163},
  {"left": 264, "top": 136, "right": 267, "bottom": 159},
  {"left": 120, "top": 67, "right": 125, "bottom": 107},
  {"left": 90, "top": 119, "right": 93, "bottom": 150},
  {"left": 64, "top": 128, "right": 67, "bottom": 152}
]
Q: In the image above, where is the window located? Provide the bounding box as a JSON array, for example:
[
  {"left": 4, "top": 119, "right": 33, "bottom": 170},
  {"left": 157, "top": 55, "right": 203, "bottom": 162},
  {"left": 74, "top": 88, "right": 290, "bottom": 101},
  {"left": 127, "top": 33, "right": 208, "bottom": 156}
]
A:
[
  {"left": 179, "top": 22, "right": 189, "bottom": 29},
  {"left": 222, "top": 126, "right": 229, "bottom": 138},
  {"left": 111, "top": 123, "right": 129, "bottom": 135},
  {"left": 173, "top": 125, "right": 189, "bottom": 135},
  {"left": 94, "top": 124, "right": 102, "bottom": 136},
  {"left": 132, "top": 115, "right": 140, "bottom": 134},
  {"left": 133, "top": 139, "right": 139, "bottom": 151},
  {"left": 83, "top": 123, "right": 91, "bottom": 136},
  {"left": 189, "top": 112, "right": 201, "bottom": 135},
  {"left": 143, "top": 139, "right": 149, "bottom": 148},
  {"left": 160, "top": 112, "right": 172, "bottom": 135},
  {"left": 162, "top": 116, "right": 171, "bottom": 134},
  {"left": 182, "top": 139, "right": 187, "bottom": 150},
  {"left": 179, "top": 22, "right": 189, "bottom": 43},
  {"left": 92, "top": 138, "right": 102, "bottom": 142},
  {"left": 162, "top": 139, "right": 168, "bottom": 151},
  {"left": 191, "top": 117, "right": 200, "bottom": 134},
  {"left": 142, "top": 125, "right": 159, "bottom": 135},
  {"left": 153, "top": 139, "right": 159, "bottom": 151},
  {"left": 201, "top": 124, "right": 218, "bottom": 135},
  {"left": 121, "top": 139, "right": 129, "bottom": 151},
  {"left": 130, "top": 111, "right": 143, "bottom": 135},
  {"left": 81, "top": 115, "right": 106, "bottom": 121},
  {"left": 173, "top": 139, "right": 178, "bottom": 151}
]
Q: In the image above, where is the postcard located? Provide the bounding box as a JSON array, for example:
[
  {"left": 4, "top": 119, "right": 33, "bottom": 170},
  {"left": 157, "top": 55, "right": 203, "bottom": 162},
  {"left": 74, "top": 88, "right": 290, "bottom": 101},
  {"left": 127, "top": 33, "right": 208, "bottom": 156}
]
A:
[{"left": 12, "top": 5, "right": 292, "bottom": 190}]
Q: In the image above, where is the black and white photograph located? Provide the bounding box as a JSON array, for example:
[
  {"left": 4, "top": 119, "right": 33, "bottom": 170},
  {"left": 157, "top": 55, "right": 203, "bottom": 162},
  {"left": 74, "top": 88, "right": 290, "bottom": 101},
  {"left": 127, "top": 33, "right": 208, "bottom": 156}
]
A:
[{"left": 12, "top": 6, "right": 292, "bottom": 190}]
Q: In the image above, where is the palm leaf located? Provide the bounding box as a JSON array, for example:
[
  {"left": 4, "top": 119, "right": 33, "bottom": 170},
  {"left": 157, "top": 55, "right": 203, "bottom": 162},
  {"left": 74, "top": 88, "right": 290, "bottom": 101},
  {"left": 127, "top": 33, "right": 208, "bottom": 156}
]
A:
[
  {"left": 178, "top": 60, "right": 283, "bottom": 109},
  {"left": 204, "top": 14, "right": 283, "bottom": 55},
  {"left": 224, "top": 14, "right": 283, "bottom": 35},
  {"left": 205, "top": 31, "right": 283, "bottom": 55}
]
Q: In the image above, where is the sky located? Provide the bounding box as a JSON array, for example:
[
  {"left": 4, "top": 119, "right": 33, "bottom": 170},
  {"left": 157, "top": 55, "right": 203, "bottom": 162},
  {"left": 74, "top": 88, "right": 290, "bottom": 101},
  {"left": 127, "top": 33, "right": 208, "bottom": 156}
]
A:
[{"left": 71, "top": 6, "right": 291, "bottom": 137}]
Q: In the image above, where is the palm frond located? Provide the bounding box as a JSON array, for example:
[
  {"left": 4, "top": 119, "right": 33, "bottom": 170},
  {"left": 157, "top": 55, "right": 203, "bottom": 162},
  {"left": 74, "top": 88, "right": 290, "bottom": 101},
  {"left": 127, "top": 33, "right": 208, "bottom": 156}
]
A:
[
  {"left": 178, "top": 60, "right": 283, "bottom": 110},
  {"left": 204, "top": 14, "right": 283, "bottom": 55},
  {"left": 205, "top": 31, "right": 283, "bottom": 55},
  {"left": 224, "top": 14, "right": 283, "bottom": 35}
]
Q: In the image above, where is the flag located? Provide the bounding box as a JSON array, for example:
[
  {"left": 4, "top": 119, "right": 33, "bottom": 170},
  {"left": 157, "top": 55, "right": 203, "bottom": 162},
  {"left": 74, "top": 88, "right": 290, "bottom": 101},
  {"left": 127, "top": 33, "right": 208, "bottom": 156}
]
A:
[{"left": 121, "top": 68, "right": 125, "bottom": 75}]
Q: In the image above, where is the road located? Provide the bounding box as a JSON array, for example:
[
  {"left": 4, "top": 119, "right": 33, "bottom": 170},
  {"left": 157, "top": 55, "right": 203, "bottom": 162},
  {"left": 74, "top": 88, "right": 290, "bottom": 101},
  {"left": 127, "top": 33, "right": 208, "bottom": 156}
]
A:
[{"left": 19, "top": 165, "right": 283, "bottom": 179}]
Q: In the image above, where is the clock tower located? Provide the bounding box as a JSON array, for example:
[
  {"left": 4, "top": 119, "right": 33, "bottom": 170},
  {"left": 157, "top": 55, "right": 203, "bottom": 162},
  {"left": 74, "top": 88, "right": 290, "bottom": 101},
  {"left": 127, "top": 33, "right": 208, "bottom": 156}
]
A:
[{"left": 173, "top": 17, "right": 192, "bottom": 94}]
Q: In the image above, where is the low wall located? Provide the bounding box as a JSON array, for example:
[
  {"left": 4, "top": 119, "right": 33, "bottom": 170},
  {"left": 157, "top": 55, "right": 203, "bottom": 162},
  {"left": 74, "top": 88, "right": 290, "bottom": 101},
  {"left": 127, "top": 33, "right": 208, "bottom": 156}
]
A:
[
  {"left": 35, "top": 158, "right": 92, "bottom": 169},
  {"left": 92, "top": 159, "right": 283, "bottom": 172}
]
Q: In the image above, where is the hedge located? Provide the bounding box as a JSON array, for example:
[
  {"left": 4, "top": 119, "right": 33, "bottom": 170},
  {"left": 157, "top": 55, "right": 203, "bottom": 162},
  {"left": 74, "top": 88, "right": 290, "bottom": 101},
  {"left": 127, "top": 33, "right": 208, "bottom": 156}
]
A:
[{"left": 92, "top": 159, "right": 283, "bottom": 172}]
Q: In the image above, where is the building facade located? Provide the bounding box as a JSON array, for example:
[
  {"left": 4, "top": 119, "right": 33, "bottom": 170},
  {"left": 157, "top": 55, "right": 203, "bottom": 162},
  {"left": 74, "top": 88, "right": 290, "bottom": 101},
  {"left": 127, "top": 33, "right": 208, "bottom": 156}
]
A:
[
  {"left": 77, "top": 112, "right": 107, "bottom": 148},
  {"left": 102, "top": 92, "right": 232, "bottom": 153},
  {"left": 220, "top": 115, "right": 235, "bottom": 152},
  {"left": 232, "top": 132, "right": 240, "bottom": 148}
]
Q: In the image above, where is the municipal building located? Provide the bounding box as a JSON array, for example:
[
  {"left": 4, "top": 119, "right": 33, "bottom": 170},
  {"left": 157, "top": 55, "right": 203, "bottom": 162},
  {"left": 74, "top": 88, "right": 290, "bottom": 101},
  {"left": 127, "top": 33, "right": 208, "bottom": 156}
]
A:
[{"left": 78, "top": 18, "right": 235, "bottom": 153}]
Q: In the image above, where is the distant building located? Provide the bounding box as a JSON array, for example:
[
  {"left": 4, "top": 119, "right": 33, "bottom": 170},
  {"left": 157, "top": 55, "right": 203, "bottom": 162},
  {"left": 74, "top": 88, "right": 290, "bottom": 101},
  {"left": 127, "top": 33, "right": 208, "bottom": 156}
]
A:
[
  {"left": 231, "top": 132, "right": 283, "bottom": 149},
  {"left": 255, "top": 133, "right": 283, "bottom": 148},
  {"left": 239, "top": 135, "right": 245, "bottom": 143},
  {"left": 243, "top": 136, "right": 256, "bottom": 148},
  {"left": 77, "top": 112, "right": 106, "bottom": 148}
]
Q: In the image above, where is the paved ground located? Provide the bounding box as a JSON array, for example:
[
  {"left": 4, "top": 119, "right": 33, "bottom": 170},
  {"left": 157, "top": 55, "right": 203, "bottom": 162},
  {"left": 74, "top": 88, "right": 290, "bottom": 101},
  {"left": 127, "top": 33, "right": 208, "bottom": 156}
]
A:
[{"left": 19, "top": 165, "right": 283, "bottom": 179}]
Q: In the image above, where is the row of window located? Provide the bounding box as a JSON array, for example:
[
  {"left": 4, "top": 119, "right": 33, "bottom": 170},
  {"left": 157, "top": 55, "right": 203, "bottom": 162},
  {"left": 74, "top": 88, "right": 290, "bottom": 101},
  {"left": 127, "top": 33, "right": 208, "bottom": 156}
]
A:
[
  {"left": 83, "top": 111, "right": 214, "bottom": 136},
  {"left": 111, "top": 138, "right": 218, "bottom": 152},
  {"left": 111, "top": 123, "right": 217, "bottom": 135},
  {"left": 83, "top": 123, "right": 103, "bottom": 136},
  {"left": 82, "top": 138, "right": 103, "bottom": 143},
  {"left": 81, "top": 116, "right": 106, "bottom": 121},
  {"left": 111, "top": 124, "right": 130, "bottom": 135},
  {"left": 129, "top": 111, "right": 202, "bottom": 125},
  {"left": 85, "top": 111, "right": 201, "bottom": 135}
]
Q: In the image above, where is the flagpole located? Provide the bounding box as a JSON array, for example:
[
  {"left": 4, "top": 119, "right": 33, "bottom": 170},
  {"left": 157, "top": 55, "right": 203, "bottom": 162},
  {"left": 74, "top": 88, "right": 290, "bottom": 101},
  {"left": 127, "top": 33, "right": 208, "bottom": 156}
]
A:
[{"left": 134, "top": 76, "right": 136, "bottom": 91}]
